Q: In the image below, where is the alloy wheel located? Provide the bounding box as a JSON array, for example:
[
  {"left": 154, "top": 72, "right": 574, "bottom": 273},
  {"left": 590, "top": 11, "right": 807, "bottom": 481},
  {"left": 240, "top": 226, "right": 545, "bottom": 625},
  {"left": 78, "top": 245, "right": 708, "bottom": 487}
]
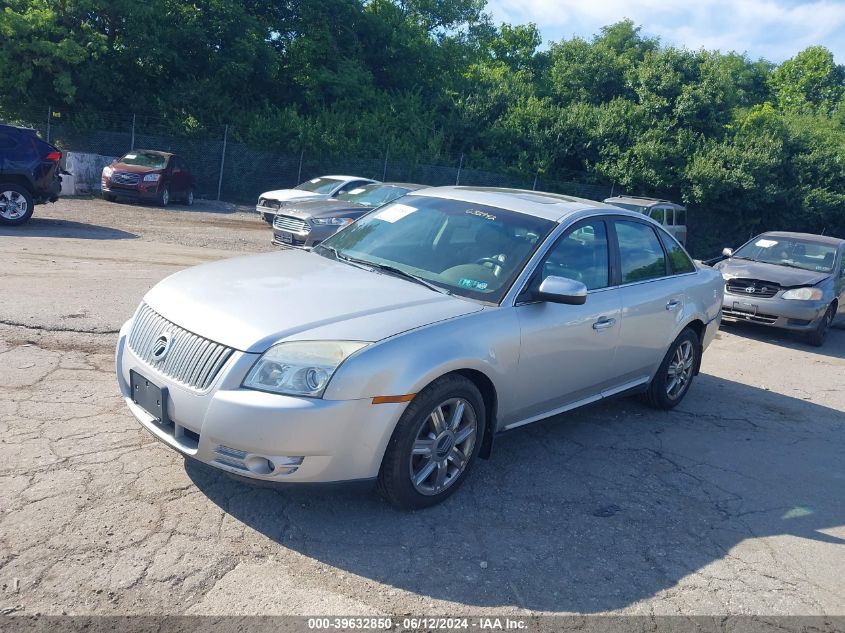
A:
[
  {"left": 408, "top": 397, "right": 477, "bottom": 496},
  {"left": 666, "top": 340, "right": 695, "bottom": 400},
  {"left": 0, "top": 190, "right": 28, "bottom": 220}
]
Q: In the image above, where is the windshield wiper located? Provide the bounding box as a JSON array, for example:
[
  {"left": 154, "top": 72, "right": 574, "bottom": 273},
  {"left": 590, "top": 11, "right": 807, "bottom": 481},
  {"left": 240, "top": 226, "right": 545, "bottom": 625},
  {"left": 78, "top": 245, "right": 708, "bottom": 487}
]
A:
[{"left": 356, "top": 259, "right": 451, "bottom": 295}]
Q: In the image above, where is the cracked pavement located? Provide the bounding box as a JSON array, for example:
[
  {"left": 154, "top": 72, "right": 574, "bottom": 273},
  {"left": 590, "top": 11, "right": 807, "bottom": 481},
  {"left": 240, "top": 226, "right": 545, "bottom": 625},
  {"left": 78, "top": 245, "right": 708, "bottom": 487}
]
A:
[{"left": 1, "top": 198, "right": 845, "bottom": 616}]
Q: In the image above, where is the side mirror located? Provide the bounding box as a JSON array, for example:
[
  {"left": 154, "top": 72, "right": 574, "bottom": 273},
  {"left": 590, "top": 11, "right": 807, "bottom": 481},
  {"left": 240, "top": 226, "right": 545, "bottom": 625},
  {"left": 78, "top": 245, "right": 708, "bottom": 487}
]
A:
[
  {"left": 536, "top": 276, "right": 588, "bottom": 305},
  {"left": 722, "top": 248, "right": 733, "bottom": 258}
]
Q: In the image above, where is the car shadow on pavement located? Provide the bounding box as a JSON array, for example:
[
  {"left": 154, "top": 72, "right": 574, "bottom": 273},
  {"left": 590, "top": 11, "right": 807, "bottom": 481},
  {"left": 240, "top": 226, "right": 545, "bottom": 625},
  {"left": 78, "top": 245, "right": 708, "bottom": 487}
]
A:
[
  {"left": 0, "top": 217, "right": 137, "bottom": 240},
  {"left": 720, "top": 319, "right": 845, "bottom": 361},
  {"left": 185, "top": 370, "right": 845, "bottom": 613}
]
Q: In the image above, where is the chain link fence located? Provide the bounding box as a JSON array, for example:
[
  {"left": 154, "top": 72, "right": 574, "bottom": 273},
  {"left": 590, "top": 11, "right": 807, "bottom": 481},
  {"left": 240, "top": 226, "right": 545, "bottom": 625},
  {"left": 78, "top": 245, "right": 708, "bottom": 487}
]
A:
[{"left": 1, "top": 105, "right": 618, "bottom": 206}]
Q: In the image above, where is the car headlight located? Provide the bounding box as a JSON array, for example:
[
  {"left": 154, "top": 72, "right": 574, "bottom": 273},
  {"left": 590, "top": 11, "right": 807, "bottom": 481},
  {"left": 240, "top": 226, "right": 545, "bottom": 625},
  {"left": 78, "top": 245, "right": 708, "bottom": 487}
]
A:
[
  {"left": 102, "top": 166, "right": 113, "bottom": 177},
  {"left": 312, "top": 217, "right": 354, "bottom": 226},
  {"left": 143, "top": 173, "right": 161, "bottom": 182},
  {"left": 782, "top": 287, "right": 823, "bottom": 301},
  {"left": 243, "top": 341, "right": 369, "bottom": 397}
]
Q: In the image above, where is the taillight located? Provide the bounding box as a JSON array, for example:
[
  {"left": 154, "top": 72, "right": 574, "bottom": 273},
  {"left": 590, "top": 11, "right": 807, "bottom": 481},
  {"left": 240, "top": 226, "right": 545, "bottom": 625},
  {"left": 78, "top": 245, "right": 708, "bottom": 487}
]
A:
[{"left": 45, "top": 151, "right": 61, "bottom": 161}]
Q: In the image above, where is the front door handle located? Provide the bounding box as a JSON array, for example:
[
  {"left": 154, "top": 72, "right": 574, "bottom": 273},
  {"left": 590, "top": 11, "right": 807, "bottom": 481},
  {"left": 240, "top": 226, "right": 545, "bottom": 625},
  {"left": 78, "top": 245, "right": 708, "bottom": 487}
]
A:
[
  {"left": 666, "top": 299, "right": 681, "bottom": 310},
  {"left": 592, "top": 317, "right": 617, "bottom": 330}
]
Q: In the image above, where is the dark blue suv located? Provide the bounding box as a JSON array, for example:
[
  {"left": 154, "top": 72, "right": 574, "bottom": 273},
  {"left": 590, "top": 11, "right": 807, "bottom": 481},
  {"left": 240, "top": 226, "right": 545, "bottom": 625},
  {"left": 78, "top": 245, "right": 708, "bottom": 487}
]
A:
[{"left": 0, "top": 124, "right": 62, "bottom": 225}]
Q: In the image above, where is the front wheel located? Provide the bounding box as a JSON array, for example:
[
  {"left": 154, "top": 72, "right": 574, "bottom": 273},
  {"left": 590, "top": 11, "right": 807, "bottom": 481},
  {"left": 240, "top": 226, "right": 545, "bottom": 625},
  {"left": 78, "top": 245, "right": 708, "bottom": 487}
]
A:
[
  {"left": 378, "top": 374, "right": 485, "bottom": 510},
  {"left": 644, "top": 328, "right": 700, "bottom": 410},
  {"left": 183, "top": 189, "right": 194, "bottom": 206},
  {"left": 157, "top": 186, "right": 169, "bottom": 207},
  {"left": 0, "top": 184, "right": 34, "bottom": 225},
  {"left": 806, "top": 304, "right": 834, "bottom": 347}
]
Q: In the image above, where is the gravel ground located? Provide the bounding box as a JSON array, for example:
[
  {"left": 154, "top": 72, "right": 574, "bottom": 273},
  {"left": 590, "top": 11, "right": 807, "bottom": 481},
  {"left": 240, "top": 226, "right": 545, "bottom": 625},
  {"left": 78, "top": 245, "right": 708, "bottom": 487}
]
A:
[{"left": 1, "top": 197, "right": 844, "bottom": 618}]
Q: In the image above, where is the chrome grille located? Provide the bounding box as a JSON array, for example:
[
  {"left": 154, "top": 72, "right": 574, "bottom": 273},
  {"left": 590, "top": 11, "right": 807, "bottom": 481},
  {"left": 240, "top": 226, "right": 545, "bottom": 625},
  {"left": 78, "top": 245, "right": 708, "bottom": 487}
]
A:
[
  {"left": 273, "top": 214, "right": 310, "bottom": 234},
  {"left": 127, "top": 303, "right": 234, "bottom": 391},
  {"left": 111, "top": 171, "right": 141, "bottom": 185},
  {"left": 726, "top": 278, "right": 780, "bottom": 298}
]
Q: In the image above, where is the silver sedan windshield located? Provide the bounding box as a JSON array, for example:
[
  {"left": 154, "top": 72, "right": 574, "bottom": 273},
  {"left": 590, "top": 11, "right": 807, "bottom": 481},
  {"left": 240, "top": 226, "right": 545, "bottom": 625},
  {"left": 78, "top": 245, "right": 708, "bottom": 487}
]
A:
[{"left": 317, "top": 195, "right": 555, "bottom": 302}]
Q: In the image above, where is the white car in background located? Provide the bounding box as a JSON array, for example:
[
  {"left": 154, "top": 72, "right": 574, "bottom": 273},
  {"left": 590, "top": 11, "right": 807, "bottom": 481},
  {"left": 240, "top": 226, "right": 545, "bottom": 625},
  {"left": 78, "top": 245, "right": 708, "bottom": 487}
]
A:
[{"left": 257, "top": 175, "right": 378, "bottom": 224}]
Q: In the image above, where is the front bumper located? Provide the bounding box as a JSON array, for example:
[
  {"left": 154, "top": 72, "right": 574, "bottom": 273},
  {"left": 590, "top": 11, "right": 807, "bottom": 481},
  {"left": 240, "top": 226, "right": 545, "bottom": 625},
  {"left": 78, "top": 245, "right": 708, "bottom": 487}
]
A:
[
  {"left": 721, "top": 291, "right": 828, "bottom": 331},
  {"left": 115, "top": 322, "right": 405, "bottom": 484},
  {"left": 103, "top": 183, "right": 160, "bottom": 201}
]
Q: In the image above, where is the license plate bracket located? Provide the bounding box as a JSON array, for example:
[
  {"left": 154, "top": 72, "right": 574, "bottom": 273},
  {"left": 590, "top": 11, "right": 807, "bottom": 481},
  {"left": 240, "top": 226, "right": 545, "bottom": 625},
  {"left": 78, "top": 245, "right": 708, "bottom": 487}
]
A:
[
  {"left": 130, "top": 369, "right": 168, "bottom": 424},
  {"left": 279, "top": 231, "right": 293, "bottom": 244},
  {"left": 733, "top": 301, "right": 758, "bottom": 315}
]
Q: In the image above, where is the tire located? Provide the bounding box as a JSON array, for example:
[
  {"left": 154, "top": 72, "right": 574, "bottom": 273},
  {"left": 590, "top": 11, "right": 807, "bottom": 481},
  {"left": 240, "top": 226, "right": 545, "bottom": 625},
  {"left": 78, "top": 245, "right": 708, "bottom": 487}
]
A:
[
  {"left": 806, "top": 304, "right": 834, "bottom": 347},
  {"left": 183, "top": 189, "right": 194, "bottom": 206},
  {"left": 644, "top": 328, "right": 700, "bottom": 410},
  {"left": 378, "top": 374, "right": 485, "bottom": 510},
  {"left": 102, "top": 193, "right": 117, "bottom": 202},
  {"left": 157, "top": 186, "right": 169, "bottom": 207},
  {"left": 0, "top": 183, "right": 35, "bottom": 225}
]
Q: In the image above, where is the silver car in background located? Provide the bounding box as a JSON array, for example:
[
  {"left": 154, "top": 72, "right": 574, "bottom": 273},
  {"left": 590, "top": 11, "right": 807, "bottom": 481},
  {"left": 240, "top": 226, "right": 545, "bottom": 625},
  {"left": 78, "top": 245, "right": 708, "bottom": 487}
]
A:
[
  {"left": 256, "top": 175, "right": 378, "bottom": 224},
  {"left": 116, "top": 187, "right": 723, "bottom": 509},
  {"left": 715, "top": 231, "right": 845, "bottom": 346}
]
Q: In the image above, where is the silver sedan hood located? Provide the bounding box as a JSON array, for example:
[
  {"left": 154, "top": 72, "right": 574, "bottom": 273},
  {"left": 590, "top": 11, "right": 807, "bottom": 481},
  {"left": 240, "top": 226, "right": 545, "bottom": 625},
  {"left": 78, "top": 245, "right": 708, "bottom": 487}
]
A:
[
  {"left": 143, "top": 250, "right": 483, "bottom": 353},
  {"left": 715, "top": 258, "right": 830, "bottom": 287}
]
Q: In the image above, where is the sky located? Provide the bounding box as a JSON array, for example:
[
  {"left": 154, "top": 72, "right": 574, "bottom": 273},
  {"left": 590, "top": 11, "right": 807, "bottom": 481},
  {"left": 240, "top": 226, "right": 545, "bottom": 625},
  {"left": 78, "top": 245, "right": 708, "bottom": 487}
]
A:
[{"left": 485, "top": 0, "right": 845, "bottom": 63}]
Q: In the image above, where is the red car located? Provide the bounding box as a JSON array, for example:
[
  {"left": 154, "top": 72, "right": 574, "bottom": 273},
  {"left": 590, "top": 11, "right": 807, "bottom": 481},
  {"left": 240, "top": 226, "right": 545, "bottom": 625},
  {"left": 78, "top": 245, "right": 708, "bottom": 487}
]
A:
[{"left": 101, "top": 150, "right": 194, "bottom": 207}]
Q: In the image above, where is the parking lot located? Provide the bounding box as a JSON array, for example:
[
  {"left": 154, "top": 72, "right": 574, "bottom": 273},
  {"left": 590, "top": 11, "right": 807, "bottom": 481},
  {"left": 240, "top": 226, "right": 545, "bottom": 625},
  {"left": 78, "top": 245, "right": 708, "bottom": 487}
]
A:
[{"left": 1, "top": 197, "right": 844, "bottom": 617}]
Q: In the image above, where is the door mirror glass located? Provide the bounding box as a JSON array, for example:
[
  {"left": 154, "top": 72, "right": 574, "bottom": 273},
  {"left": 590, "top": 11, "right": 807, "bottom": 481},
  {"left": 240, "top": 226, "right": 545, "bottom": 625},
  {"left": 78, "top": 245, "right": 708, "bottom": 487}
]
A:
[
  {"left": 722, "top": 247, "right": 733, "bottom": 258},
  {"left": 536, "top": 276, "right": 588, "bottom": 305}
]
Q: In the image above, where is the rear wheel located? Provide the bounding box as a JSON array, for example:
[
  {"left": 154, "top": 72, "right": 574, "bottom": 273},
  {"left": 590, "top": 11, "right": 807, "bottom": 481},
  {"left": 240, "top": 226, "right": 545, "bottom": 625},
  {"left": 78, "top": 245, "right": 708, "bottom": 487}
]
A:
[
  {"left": 0, "top": 184, "right": 34, "bottom": 225},
  {"left": 183, "top": 189, "right": 194, "bottom": 206},
  {"left": 644, "top": 328, "right": 700, "bottom": 410},
  {"left": 157, "top": 186, "right": 169, "bottom": 207},
  {"left": 378, "top": 374, "right": 484, "bottom": 510},
  {"left": 806, "top": 304, "right": 834, "bottom": 347}
]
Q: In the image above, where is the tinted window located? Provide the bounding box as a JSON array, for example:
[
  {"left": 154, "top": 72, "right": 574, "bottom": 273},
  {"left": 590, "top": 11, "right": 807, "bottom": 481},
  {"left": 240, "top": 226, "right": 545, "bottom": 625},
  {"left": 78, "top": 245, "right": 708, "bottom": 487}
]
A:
[
  {"left": 664, "top": 207, "right": 674, "bottom": 226},
  {"left": 540, "top": 220, "right": 609, "bottom": 290},
  {"left": 0, "top": 134, "right": 16, "bottom": 149},
  {"left": 660, "top": 232, "right": 695, "bottom": 274},
  {"left": 616, "top": 220, "right": 667, "bottom": 283},
  {"left": 675, "top": 208, "right": 686, "bottom": 225}
]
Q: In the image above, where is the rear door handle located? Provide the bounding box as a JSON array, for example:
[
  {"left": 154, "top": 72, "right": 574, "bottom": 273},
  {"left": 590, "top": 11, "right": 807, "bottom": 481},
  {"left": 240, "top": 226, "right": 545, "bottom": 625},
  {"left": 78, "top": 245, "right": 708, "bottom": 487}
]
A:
[
  {"left": 592, "top": 317, "right": 617, "bottom": 330},
  {"left": 666, "top": 299, "right": 681, "bottom": 310}
]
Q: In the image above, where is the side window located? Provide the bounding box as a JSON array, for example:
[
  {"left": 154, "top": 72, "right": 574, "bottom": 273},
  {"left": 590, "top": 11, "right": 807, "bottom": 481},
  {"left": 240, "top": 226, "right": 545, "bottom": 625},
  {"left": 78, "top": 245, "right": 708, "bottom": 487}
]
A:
[
  {"left": 0, "top": 134, "right": 17, "bottom": 149},
  {"left": 648, "top": 207, "right": 664, "bottom": 224},
  {"left": 674, "top": 207, "right": 686, "bottom": 226},
  {"left": 539, "top": 220, "right": 609, "bottom": 290},
  {"left": 664, "top": 207, "right": 674, "bottom": 226},
  {"left": 659, "top": 232, "right": 695, "bottom": 274},
  {"left": 615, "top": 220, "right": 668, "bottom": 283}
]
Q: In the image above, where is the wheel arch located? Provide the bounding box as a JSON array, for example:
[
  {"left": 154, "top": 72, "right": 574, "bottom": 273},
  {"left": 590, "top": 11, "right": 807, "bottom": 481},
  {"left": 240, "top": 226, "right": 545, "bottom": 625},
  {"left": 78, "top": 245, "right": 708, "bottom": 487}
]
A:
[
  {"left": 680, "top": 317, "right": 706, "bottom": 375},
  {"left": 452, "top": 368, "right": 498, "bottom": 460},
  {"left": 0, "top": 175, "right": 35, "bottom": 195}
]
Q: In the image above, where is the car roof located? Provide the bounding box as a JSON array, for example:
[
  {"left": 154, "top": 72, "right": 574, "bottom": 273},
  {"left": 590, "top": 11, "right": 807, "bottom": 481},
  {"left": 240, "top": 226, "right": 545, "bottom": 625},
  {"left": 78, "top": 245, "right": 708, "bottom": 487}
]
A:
[
  {"left": 379, "top": 182, "right": 425, "bottom": 190},
  {"left": 0, "top": 123, "right": 37, "bottom": 135},
  {"left": 759, "top": 231, "right": 845, "bottom": 247},
  {"left": 319, "top": 175, "right": 376, "bottom": 182},
  {"left": 605, "top": 195, "right": 686, "bottom": 210},
  {"left": 409, "top": 186, "right": 624, "bottom": 222}
]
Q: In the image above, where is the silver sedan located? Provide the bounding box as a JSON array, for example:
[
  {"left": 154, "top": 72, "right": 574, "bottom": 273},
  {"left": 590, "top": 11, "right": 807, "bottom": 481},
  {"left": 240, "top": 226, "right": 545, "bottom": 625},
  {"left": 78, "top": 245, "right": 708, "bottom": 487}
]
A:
[{"left": 116, "top": 187, "right": 723, "bottom": 509}]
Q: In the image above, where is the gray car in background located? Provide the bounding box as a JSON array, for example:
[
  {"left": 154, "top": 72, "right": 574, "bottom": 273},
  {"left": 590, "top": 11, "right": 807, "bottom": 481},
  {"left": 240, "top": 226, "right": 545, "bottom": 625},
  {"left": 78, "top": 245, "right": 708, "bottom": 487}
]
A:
[
  {"left": 715, "top": 231, "right": 845, "bottom": 346},
  {"left": 272, "top": 182, "right": 424, "bottom": 249},
  {"left": 116, "top": 187, "right": 722, "bottom": 509}
]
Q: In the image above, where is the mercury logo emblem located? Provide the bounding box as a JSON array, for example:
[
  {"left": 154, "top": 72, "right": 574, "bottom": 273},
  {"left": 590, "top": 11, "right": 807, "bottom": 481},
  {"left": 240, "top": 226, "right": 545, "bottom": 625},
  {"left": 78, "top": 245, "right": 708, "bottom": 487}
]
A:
[{"left": 151, "top": 333, "right": 172, "bottom": 361}]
